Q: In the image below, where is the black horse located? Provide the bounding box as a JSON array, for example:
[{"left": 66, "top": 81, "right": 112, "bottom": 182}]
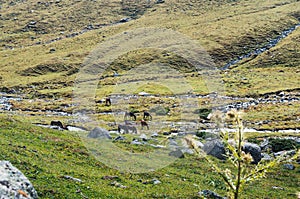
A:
[
  {"left": 124, "top": 111, "right": 137, "bottom": 121},
  {"left": 105, "top": 97, "right": 111, "bottom": 106},
  {"left": 50, "top": 120, "right": 66, "bottom": 129},
  {"left": 143, "top": 111, "right": 152, "bottom": 120}
]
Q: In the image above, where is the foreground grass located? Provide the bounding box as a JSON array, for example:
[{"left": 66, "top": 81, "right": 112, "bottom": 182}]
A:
[{"left": 0, "top": 114, "right": 299, "bottom": 198}]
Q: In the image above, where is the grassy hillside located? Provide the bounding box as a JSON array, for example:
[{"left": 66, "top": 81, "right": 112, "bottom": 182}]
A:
[
  {"left": 0, "top": 0, "right": 299, "bottom": 97},
  {"left": 0, "top": 114, "right": 299, "bottom": 198}
]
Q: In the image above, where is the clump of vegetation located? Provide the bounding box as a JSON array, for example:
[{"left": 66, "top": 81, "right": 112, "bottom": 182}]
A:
[
  {"left": 150, "top": 106, "right": 170, "bottom": 116},
  {"left": 194, "top": 108, "right": 212, "bottom": 120},
  {"left": 196, "top": 131, "right": 206, "bottom": 139},
  {"left": 269, "top": 138, "right": 300, "bottom": 152}
]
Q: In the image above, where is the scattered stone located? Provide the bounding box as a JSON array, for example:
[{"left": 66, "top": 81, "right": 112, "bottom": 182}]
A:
[
  {"left": 169, "top": 149, "right": 184, "bottom": 158},
  {"left": 49, "top": 48, "right": 56, "bottom": 53},
  {"left": 151, "top": 132, "right": 159, "bottom": 138},
  {"left": 110, "top": 181, "right": 126, "bottom": 188},
  {"left": 156, "top": 0, "right": 165, "bottom": 4},
  {"left": 168, "top": 139, "right": 178, "bottom": 147},
  {"left": 0, "top": 161, "right": 38, "bottom": 199},
  {"left": 102, "top": 176, "right": 119, "bottom": 180},
  {"left": 119, "top": 17, "right": 131, "bottom": 23},
  {"left": 274, "top": 150, "right": 296, "bottom": 157},
  {"left": 193, "top": 140, "right": 204, "bottom": 149},
  {"left": 283, "top": 164, "right": 295, "bottom": 170},
  {"left": 199, "top": 189, "right": 226, "bottom": 199},
  {"left": 63, "top": 175, "right": 82, "bottom": 182},
  {"left": 261, "top": 153, "right": 273, "bottom": 161},
  {"left": 87, "top": 127, "right": 112, "bottom": 139},
  {"left": 181, "top": 148, "right": 194, "bottom": 155},
  {"left": 142, "top": 179, "right": 161, "bottom": 185},
  {"left": 153, "top": 179, "right": 161, "bottom": 185},
  {"left": 163, "top": 132, "right": 171, "bottom": 135},
  {"left": 203, "top": 139, "right": 226, "bottom": 160},
  {"left": 139, "top": 134, "right": 148, "bottom": 141},
  {"left": 114, "top": 136, "right": 125, "bottom": 141},
  {"left": 131, "top": 139, "right": 143, "bottom": 145},
  {"left": 272, "top": 186, "right": 284, "bottom": 190},
  {"left": 260, "top": 138, "right": 269, "bottom": 150}
]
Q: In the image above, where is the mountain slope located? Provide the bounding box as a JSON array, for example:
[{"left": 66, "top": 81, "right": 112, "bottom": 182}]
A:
[{"left": 0, "top": 0, "right": 299, "bottom": 97}]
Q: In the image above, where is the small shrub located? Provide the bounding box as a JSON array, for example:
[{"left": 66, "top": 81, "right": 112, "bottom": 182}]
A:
[
  {"left": 150, "top": 106, "right": 169, "bottom": 116},
  {"left": 269, "top": 138, "right": 300, "bottom": 152},
  {"left": 247, "top": 138, "right": 261, "bottom": 145},
  {"left": 194, "top": 108, "right": 212, "bottom": 119},
  {"left": 196, "top": 131, "right": 206, "bottom": 139}
]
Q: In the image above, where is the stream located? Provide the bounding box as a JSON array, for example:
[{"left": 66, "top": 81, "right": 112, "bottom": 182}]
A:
[
  {"left": 1, "top": 91, "right": 299, "bottom": 133},
  {"left": 221, "top": 23, "right": 300, "bottom": 70}
]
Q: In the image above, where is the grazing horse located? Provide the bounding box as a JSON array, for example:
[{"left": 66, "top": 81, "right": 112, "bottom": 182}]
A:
[
  {"left": 143, "top": 111, "right": 152, "bottom": 120},
  {"left": 118, "top": 124, "right": 137, "bottom": 134},
  {"left": 124, "top": 111, "right": 137, "bottom": 121},
  {"left": 105, "top": 97, "right": 111, "bottom": 106},
  {"left": 141, "top": 120, "right": 149, "bottom": 130}
]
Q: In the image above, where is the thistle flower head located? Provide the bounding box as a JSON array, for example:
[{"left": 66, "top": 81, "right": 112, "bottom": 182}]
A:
[
  {"left": 241, "top": 151, "right": 253, "bottom": 164},
  {"left": 208, "top": 110, "right": 224, "bottom": 123},
  {"left": 226, "top": 109, "right": 244, "bottom": 122}
]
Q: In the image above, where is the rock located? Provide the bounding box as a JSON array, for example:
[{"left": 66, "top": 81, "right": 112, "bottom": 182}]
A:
[
  {"left": 163, "top": 132, "right": 171, "bottom": 135},
  {"left": 87, "top": 127, "right": 112, "bottom": 139},
  {"left": 139, "top": 134, "right": 148, "bottom": 141},
  {"left": 114, "top": 136, "right": 125, "bottom": 141},
  {"left": 131, "top": 139, "right": 143, "bottom": 145},
  {"left": 142, "top": 179, "right": 161, "bottom": 185},
  {"left": 193, "top": 140, "right": 204, "bottom": 149},
  {"left": 49, "top": 48, "right": 56, "bottom": 53},
  {"left": 260, "top": 138, "right": 269, "bottom": 150},
  {"left": 261, "top": 153, "right": 273, "bottom": 161},
  {"left": 272, "top": 186, "right": 284, "bottom": 190},
  {"left": 181, "top": 148, "right": 194, "bottom": 155},
  {"left": 296, "top": 156, "right": 300, "bottom": 164},
  {"left": 156, "top": 0, "right": 165, "bottom": 4},
  {"left": 119, "top": 17, "right": 131, "bottom": 23},
  {"left": 151, "top": 132, "right": 159, "bottom": 138},
  {"left": 242, "top": 142, "right": 262, "bottom": 164},
  {"left": 199, "top": 190, "right": 226, "bottom": 199},
  {"left": 274, "top": 150, "right": 296, "bottom": 157},
  {"left": 63, "top": 175, "right": 82, "bottom": 182},
  {"left": 138, "top": 91, "right": 150, "bottom": 96},
  {"left": 153, "top": 179, "right": 161, "bottom": 185},
  {"left": 110, "top": 181, "right": 126, "bottom": 188},
  {"left": 0, "top": 161, "right": 38, "bottom": 199},
  {"left": 168, "top": 139, "right": 178, "bottom": 147},
  {"left": 102, "top": 176, "right": 119, "bottom": 180},
  {"left": 203, "top": 139, "right": 226, "bottom": 160},
  {"left": 169, "top": 149, "right": 184, "bottom": 158},
  {"left": 283, "top": 164, "right": 295, "bottom": 170}
]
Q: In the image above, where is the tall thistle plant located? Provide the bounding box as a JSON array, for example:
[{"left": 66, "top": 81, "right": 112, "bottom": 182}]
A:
[{"left": 186, "top": 109, "right": 297, "bottom": 199}]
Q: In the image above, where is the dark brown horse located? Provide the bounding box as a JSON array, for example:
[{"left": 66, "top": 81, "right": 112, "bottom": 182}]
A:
[
  {"left": 124, "top": 111, "right": 137, "bottom": 121},
  {"left": 140, "top": 120, "right": 149, "bottom": 130}
]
